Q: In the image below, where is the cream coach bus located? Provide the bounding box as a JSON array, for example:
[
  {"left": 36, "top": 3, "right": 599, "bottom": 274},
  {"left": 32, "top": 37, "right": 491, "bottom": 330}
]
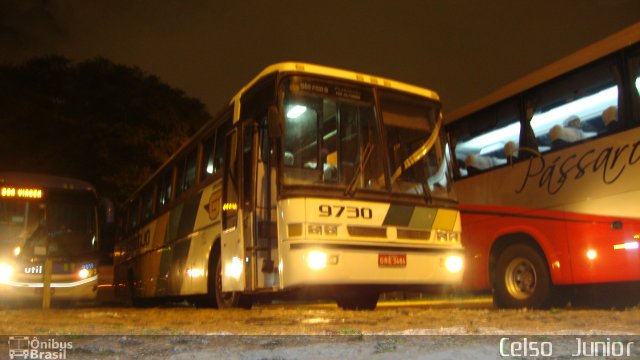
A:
[
  {"left": 114, "top": 62, "right": 464, "bottom": 310},
  {"left": 0, "top": 172, "right": 109, "bottom": 304},
  {"left": 445, "top": 24, "right": 640, "bottom": 308}
]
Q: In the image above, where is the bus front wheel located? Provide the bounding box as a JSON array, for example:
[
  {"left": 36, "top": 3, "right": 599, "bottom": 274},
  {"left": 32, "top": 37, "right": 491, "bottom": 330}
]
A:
[{"left": 494, "top": 244, "right": 553, "bottom": 309}]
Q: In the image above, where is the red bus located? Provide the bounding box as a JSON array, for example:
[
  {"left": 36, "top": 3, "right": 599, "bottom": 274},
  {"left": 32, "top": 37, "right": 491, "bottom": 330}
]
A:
[{"left": 445, "top": 23, "right": 640, "bottom": 308}]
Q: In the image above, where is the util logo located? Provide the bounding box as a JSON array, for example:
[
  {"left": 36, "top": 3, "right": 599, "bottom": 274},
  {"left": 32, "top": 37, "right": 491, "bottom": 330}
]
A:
[{"left": 24, "top": 265, "right": 43, "bottom": 274}]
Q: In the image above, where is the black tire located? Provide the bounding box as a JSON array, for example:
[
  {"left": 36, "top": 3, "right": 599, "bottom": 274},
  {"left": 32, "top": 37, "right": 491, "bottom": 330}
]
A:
[
  {"left": 336, "top": 292, "right": 379, "bottom": 310},
  {"left": 214, "top": 254, "right": 252, "bottom": 309},
  {"left": 494, "top": 244, "right": 558, "bottom": 309}
]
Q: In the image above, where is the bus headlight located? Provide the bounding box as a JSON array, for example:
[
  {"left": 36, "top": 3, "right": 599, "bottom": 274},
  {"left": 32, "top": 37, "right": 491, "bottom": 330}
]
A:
[
  {"left": 0, "top": 262, "right": 14, "bottom": 283},
  {"left": 78, "top": 268, "right": 90, "bottom": 279},
  {"left": 444, "top": 255, "right": 463, "bottom": 273},
  {"left": 77, "top": 267, "right": 97, "bottom": 280},
  {"left": 306, "top": 251, "right": 327, "bottom": 270}
]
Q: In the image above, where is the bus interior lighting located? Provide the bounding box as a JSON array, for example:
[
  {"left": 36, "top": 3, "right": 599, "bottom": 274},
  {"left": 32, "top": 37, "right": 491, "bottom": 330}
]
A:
[
  {"left": 13, "top": 246, "right": 20, "bottom": 256},
  {"left": 458, "top": 85, "right": 617, "bottom": 151},
  {"left": 286, "top": 105, "right": 307, "bottom": 119},
  {"left": 586, "top": 249, "right": 598, "bottom": 260}
]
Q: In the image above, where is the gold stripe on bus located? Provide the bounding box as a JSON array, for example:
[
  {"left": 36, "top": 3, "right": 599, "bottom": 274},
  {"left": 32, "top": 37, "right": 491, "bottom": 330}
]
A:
[{"left": 432, "top": 209, "right": 458, "bottom": 231}]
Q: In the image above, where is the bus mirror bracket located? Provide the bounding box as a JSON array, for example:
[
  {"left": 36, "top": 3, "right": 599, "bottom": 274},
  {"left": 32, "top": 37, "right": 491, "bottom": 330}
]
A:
[{"left": 267, "top": 105, "right": 281, "bottom": 138}]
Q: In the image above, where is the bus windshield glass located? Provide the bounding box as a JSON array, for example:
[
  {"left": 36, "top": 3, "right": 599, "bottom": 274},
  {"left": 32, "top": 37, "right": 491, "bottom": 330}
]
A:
[
  {"left": 0, "top": 194, "right": 97, "bottom": 258},
  {"left": 281, "top": 76, "right": 453, "bottom": 199}
]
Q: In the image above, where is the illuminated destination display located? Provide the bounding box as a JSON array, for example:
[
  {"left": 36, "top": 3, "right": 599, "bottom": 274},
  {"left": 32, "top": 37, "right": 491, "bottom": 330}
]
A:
[{"left": 1, "top": 187, "right": 43, "bottom": 199}]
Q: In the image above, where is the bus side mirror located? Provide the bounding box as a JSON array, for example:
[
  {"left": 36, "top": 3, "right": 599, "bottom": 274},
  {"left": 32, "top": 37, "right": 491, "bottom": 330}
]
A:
[{"left": 267, "top": 105, "right": 281, "bottom": 138}]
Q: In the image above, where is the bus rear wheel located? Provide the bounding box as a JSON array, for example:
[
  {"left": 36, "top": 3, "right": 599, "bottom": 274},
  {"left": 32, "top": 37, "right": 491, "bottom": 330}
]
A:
[{"left": 494, "top": 244, "right": 554, "bottom": 309}]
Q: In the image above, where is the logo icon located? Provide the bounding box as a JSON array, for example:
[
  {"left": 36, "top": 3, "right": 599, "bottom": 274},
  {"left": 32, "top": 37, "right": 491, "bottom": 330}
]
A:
[
  {"left": 7, "top": 336, "right": 72, "bottom": 359},
  {"left": 8, "top": 336, "right": 29, "bottom": 359}
]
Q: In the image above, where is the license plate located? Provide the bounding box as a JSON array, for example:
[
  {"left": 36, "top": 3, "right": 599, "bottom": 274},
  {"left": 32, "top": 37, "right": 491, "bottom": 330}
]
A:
[{"left": 378, "top": 254, "right": 407, "bottom": 267}]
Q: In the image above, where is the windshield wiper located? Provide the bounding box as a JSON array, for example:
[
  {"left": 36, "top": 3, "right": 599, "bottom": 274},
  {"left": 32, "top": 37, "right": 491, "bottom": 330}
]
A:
[
  {"left": 345, "top": 142, "right": 375, "bottom": 196},
  {"left": 389, "top": 119, "right": 442, "bottom": 183}
]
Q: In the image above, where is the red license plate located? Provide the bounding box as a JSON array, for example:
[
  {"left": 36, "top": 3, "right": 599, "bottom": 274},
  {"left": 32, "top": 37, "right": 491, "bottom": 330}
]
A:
[{"left": 378, "top": 254, "right": 407, "bottom": 267}]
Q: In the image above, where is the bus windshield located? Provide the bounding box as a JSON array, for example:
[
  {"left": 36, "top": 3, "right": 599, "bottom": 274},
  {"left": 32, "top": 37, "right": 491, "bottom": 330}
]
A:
[
  {"left": 0, "top": 196, "right": 97, "bottom": 258},
  {"left": 281, "top": 76, "right": 453, "bottom": 200}
]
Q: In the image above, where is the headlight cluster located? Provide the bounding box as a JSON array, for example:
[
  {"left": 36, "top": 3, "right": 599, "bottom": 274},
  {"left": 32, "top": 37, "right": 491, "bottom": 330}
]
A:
[
  {"left": 307, "top": 224, "right": 338, "bottom": 236},
  {"left": 0, "top": 262, "right": 14, "bottom": 283},
  {"left": 77, "top": 264, "right": 97, "bottom": 280},
  {"left": 435, "top": 230, "right": 460, "bottom": 243}
]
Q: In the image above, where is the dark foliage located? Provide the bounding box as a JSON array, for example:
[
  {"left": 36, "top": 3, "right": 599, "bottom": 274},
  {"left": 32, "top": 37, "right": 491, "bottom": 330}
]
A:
[{"left": 0, "top": 56, "right": 210, "bottom": 203}]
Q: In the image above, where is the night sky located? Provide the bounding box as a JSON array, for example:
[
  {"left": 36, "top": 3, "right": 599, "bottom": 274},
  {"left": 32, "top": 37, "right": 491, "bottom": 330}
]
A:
[{"left": 1, "top": 0, "right": 639, "bottom": 115}]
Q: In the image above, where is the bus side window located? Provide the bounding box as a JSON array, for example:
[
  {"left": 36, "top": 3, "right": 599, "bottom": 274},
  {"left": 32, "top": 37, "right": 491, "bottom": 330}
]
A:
[
  {"left": 200, "top": 132, "right": 215, "bottom": 182},
  {"left": 177, "top": 148, "right": 198, "bottom": 195},
  {"left": 141, "top": 185, "right": 155, "bottom": 222},
  {"left": 629, "top": 47, "right": 640, "bottom": 125},
  {"left": 128, "top": 198, "right": 140, "bottom": 230},
  {"left": 157, "top": 167, "right": 173, "bottom": 210},
  {"left": 527, "top": 58, "right": 620, "bottom": 153},
  {"left": 214, "top": 117, "right": 231, "bottom": 176},
  {"left": 450, "top": 98, "right": 520, "bottom": 177}
]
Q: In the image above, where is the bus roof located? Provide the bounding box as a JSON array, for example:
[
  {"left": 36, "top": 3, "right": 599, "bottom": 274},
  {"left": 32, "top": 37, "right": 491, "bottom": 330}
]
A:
[
  {"left": 444, "top": 22, "right": 640, "bottom": 124},
  {"left": 230, "top": 62, "right": 441, "bottom": 106},
  {"left": 0, "top": 172, "right": 95, "bottom": 192}
]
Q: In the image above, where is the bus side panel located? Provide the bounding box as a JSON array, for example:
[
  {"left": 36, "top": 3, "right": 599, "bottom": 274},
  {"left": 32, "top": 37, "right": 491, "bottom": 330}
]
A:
[
  {"left": 566, "top": 213, "right": 640, "bottom": 284},
  {"left": 182, "top": 183, "right": 223, "bottom": 295},
  {"left": 456, "top": 128, "right": 640, "bottom": 218},
  {"left": 461, "top": 204, "right": 574, "bottom": 290}
]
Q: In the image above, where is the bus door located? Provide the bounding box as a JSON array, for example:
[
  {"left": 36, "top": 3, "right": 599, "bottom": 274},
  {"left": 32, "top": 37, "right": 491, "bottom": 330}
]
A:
[
  {"left": 221, "top": 120, "right": 277, "bottom": 293},
  {"left": 240, "top": 119, "right": 278, "bottom": 291},
  {"left": 221, "top": 127, "right": 246, "bottom": 292},
  {"left": 254, "top": 118, "right": 279, "bottom": 289}
]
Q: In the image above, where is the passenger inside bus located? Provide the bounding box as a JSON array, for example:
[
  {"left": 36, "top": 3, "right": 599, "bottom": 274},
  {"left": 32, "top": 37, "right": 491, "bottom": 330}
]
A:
[
  {"left": 602, "top": 105, "right": 618, "bottom": 133},
  {"left": 548, "top": 115, "right": 596, "bottom": 148},
  {"left": 464, "top": 153, "right": 506, "bottom": 175}
]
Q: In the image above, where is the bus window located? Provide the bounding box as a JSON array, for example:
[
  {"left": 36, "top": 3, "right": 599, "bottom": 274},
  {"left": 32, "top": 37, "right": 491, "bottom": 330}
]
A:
[
  {"left": 200, "top": 133, "right": 215, "bottom": 182},
  {"left": 177, "top": 148, "right": 198, "bottom": 195},
  {"left": 214, "top": 118, "right": 231, "bottom": 176},
  {"left": 128, "top": 198, "right": 140, "bottom": 230},
  {"left": 527, "top": 59, "right": 620, "bottom": 152},
  {"left": 141, "top": 185, "right": 155, "bottom": 222},
  {"left": 450, "top": 99, "right": 520, "bottom": 177},
  {"left": 343, "top": 103, "right": 384, "bottom": 191},
  {"left": 284, "top": 104, "right": 319, "bottom": 176},
  {"left": 158, "top": 168, "right": 173, "bottom": 210},
  {"left": 630, "top": 48, "right": 640, "bottom": 125}
]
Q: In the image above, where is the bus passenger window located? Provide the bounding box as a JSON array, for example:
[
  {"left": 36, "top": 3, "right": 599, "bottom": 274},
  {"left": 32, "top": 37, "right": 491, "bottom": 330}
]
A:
[
  {"left": 141, "top": 186, "right": 155, "bottom": 221},
  {"left": 214, "top": 120, "right": 230, "bottom": 175},
  {"left": 450, "top": 99, "right": 520, "bottom": 177},
  {"left": 200, "top": 134, "right": 215, "bottom": 182},
  {"left": 158, "top": 168, "right": 173, "bottom": 209},
  {"left": 128, "top": 198, "right": 140, "bottom": 230},
  {"left": 528, "top": 59, "right": 620, "bottom": 152},
  {"left": 177, "top": 149, "right": 198, "bottom": 195}
]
